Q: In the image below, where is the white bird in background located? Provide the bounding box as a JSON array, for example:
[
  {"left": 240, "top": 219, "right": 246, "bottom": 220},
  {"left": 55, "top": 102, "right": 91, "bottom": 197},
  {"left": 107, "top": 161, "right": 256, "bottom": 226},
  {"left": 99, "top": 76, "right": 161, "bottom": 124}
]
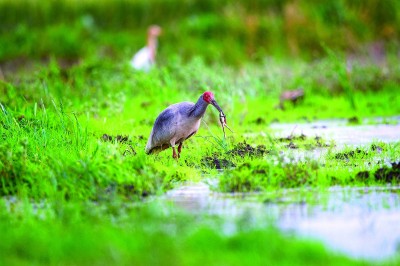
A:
[{"left": 130, "top": 25, "right": 162, "bottom": 71}]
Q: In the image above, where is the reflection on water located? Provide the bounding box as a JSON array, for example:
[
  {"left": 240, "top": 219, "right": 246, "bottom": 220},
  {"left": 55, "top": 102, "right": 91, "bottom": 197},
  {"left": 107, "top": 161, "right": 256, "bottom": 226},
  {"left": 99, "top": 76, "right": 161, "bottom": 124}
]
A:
[
  {"left": 242, "top": 118, "right": 400, "bottom": 161},
  {"left": 270, "top": 186, "right": 400, "bottom": 260},
  {"left": 165, "top": 183, "right": 400, "bottom": 260},
  {"left": 269, "top": 118, "right": 400, "bottom": 147}
]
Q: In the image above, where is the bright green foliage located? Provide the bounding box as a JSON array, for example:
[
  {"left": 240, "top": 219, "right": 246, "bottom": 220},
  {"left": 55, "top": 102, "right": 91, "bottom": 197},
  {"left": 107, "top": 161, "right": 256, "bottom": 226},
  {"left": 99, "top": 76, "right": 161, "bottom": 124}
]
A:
[{"left": 0, "top": 98, "right": 193, "bottom": 200}]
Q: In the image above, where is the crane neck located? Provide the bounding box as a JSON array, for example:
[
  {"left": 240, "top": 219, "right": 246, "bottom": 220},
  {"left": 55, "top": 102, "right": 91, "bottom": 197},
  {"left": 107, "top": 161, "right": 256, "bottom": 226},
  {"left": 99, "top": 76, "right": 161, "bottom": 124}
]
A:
[
  {"left": 188, "top": 96, "right": 209, "bottom": 118},
  {"left": 147, "top": 35, "right": 158, "bottom": 62}
]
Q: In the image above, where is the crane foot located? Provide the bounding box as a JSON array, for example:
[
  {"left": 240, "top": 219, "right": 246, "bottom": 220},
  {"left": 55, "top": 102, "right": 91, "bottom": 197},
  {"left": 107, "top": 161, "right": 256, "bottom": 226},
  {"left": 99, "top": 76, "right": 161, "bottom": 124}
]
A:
[{"left": 172, "top": 147, "right": 179, "bottom": 159}]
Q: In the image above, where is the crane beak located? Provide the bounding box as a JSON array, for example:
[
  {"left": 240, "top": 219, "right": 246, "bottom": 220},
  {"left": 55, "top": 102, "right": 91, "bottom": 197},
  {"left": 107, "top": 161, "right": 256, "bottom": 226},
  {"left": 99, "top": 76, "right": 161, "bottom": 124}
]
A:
[{"left": 210, "top": 99, "right": 223, "bottom": 113}]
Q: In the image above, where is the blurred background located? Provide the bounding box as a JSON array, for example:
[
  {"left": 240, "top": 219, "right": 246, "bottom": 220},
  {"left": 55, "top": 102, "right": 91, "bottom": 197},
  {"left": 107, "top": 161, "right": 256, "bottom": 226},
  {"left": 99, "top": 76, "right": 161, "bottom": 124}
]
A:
[
  {"left": 1, "top": 0, "right": 399, "bottom": 66},
  {"left": 2, "top": 0, "right": 399, "bottom": 125}
]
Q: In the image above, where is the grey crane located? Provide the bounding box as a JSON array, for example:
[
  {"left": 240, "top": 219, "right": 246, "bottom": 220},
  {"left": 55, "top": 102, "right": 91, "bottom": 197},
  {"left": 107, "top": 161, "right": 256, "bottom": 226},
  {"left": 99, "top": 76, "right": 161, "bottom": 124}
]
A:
[{"left": 145, "top": 91, "right": 224, "bottom": 158}]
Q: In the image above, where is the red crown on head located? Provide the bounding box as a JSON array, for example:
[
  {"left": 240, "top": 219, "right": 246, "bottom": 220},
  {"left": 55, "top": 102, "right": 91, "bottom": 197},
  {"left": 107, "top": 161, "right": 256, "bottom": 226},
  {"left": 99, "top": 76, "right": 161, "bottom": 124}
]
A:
[{"left": 203, "top": 91, "right": 214, "bottom": 103}]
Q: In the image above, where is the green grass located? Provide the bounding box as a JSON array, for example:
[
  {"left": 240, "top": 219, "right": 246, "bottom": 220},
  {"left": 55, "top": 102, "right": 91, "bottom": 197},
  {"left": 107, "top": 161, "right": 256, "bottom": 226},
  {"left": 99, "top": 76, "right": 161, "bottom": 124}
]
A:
[{"left": 218, "top": 141, "right": 400, "bottom": 193}]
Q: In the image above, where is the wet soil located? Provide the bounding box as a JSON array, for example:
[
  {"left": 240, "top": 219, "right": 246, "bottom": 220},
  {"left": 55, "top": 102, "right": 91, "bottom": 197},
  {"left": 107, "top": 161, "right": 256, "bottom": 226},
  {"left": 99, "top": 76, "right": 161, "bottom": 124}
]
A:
[
  {"left": 354, "top": 171, "right": 370, "bottom": 181},
  {"left": 252, "top": 117, "right": 266, "bottom": 125},
  {"left": 334, "top": 148, "right": 368, "bottom": 160},
  {"left": 101, "top": 133, "right": 130, "bottom": 144},
  {"left": 286, "top": 141, "right": 298, "bottom": 149},
  {"left": 331, "top": 161, "right": 400, "bottom": 184},
  {"left": 374, "top": 162, "right": 400, "bottom": 183},
  {"left": 347, "top": 116, "right": 361, "bottom": 125},
  {"left": 276, "top": 133, "right": 307, "bottom": 142},
  {"left": 227, "top": 142, "right": 268, "bottom": 157},
  {"left": 332, "top": 144, "right": 384, "bottom": 161},
  {"left": 201, "top": 142, "right": 269, "bottom": 169},
  {"left": 269, "top": 119, "right": 400, "bottom": 147},
  {"left": 201, "top": 156, "right": 235, "bottom": 170},
  {"left": 277, "top": 133, "right": 332, "bottom": 150},
  {"left": 101, "top": 133, "right": 138, "bottom": 156}
]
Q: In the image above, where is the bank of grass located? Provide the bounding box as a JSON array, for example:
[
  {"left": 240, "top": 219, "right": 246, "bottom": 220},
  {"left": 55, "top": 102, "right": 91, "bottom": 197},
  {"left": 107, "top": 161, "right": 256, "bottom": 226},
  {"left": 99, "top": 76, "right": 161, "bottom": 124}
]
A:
[
  {"left": 218, "top": 141, "right": 400, "bottom": 193},
  {"left": 0, "top": 98, "right": 196, "bottom": 200}
]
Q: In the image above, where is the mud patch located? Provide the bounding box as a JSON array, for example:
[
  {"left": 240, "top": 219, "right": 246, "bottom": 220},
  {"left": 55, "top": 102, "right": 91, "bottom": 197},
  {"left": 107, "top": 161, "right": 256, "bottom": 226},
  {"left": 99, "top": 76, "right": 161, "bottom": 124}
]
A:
[
  {"left": 252, "top": 117, "right": 266, "bottom": 125},
  {"left": 201, "top": 156, "right": 235, "bottom": 170},
  {"left": 101, "top": 133, "right": 136, "bottom": 155},
  {"left": 286, "top": 142, "right": 298, "bottom": 149},
  {"left": 277, "top": 134, "right": 331, "bottom": 150},
  {"left": 226, "top": 142, "right": 268, "bottom": 157},
  {"left": 334, "top": 144, "right": 385, "bottom": 160},
  {"left": 348, "top": 116, "right": 361, "bottom": 125},
  {"left": 101, "top": 133, "right": 131, "bottom": 144},
  {"left": 277, "top": 133, "right": 307, "bottom": 142},
  {"left": 371, "top": 144, "right": 383, "bottom": 153},
  {"left": 313, "top": 136, "right": 331, "bottom": 148},
  {"left": 353, "top": 162, "right": 400, "bottom": 183},
  {"left": 201, "top": 141, "right": 267, "bottom": 169},
  {"left": 334, "top": 148, "right": 368, "bottom": 160},
  {"left": 100, "top": 183, "right": 149, "bottom": 200},
  {"left": 374, "top": 162, "right": 400, "bottom": 183},
  {"left": 355, "top": 171, "right": 370, "bottom": 181}
]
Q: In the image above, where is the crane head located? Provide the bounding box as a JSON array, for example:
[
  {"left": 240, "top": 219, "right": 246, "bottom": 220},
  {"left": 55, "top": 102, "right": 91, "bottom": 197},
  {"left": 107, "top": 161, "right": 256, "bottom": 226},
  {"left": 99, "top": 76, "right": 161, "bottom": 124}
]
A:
[
  {"left": 202, "top": 91, "right": 214, "bottom": 103},
  {"left": 203, "top": 91, "right": 223, "bottom": 112},
  {"left": 148, "top": 25, "right": 162, "bottom": 37}
]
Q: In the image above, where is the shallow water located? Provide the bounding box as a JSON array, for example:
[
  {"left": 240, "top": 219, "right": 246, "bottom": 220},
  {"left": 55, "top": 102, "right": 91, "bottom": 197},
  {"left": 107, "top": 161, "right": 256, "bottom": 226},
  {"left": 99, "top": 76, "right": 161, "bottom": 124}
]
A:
[
  {"left": 269, "top": 118, "right": 400, "bottom": 147},
  {"left": 271, "top": 186, "right": 400, "bottom": 260},
  {"left": 165, "top": 183, "right": 400, "bottom": 260},
  {"left": 164, "top": 120, "right": 400, "bottom": 260}
]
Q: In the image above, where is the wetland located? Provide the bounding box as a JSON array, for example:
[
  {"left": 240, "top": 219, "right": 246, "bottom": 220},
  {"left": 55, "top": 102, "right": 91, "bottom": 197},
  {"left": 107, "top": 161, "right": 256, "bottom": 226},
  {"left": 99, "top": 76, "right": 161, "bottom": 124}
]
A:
[{"left": 1, "top": 1, "right": 400, "bottom": 265}]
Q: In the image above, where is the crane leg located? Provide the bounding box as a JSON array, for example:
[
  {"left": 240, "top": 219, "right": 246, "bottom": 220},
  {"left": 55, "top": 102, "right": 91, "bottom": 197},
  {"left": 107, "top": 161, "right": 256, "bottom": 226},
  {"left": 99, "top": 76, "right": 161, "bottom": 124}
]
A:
[
  {"left": 172, "top": 146, "right": 179, "bottom": 159},
  {"left": 177, "top": 142, "right": 183, "bottom": 155},
  {"left": 170, "top": 140, "right": 179, "bottom": 159}
]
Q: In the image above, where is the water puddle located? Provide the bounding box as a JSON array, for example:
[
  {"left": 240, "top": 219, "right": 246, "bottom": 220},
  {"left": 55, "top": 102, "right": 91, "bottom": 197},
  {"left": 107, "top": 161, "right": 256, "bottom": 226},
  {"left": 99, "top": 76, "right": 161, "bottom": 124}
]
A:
[
  {"left": 164, "top": 183, "right": 400, "bottom": 260},
  {"left": 269, "top": 186, "right": 400, "bottom": 260},
  {"left": 269, "top": 118, "right": 400, "bottom": 147},
  {"left": 242, "top": 117, "right": 400, "bottom": 163}
]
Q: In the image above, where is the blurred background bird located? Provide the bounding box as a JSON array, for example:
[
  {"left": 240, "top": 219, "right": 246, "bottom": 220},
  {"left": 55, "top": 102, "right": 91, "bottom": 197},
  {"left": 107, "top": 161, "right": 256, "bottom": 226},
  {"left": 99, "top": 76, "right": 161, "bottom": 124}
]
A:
[
  {"left": 130, "top": 25, "right": 162, "bottom": 71},
  {"left": 146, "top": 91, "right": 224, "bottom": 159}
]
